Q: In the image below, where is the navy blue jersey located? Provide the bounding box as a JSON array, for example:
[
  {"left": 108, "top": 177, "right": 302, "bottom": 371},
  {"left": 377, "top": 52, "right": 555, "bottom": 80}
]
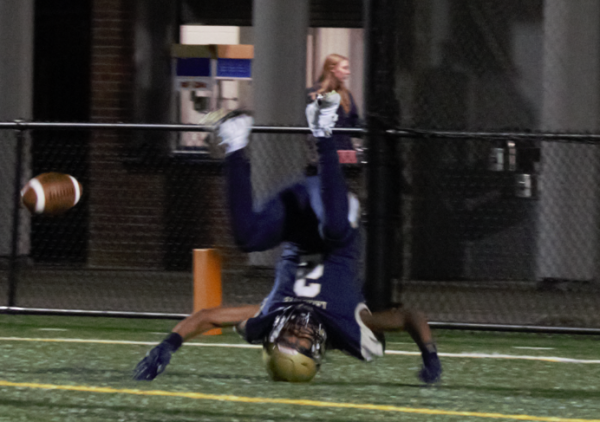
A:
[
  {"left": 243, "top": 210, "right": 383, "bottom": 361},
  {"left": 227, "top": 138, "right": 383, "bottom": 361}
]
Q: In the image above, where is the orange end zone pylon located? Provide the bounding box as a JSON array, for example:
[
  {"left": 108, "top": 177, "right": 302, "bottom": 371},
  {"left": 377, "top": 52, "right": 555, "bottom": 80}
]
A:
[{"left": 193, "top": 249, "right": 223, "bottom": 335}]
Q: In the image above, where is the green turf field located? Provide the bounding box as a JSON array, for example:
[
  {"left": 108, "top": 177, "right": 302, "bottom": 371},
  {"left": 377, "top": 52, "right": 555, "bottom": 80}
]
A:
[{"left": 0, "top": 314, "right": 598, "bottom": 422}]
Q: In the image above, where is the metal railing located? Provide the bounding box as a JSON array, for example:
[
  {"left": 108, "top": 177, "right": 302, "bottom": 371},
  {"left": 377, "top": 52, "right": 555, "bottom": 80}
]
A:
[{"left": 1, "top": 120, "right": 600, "bottom": 335}]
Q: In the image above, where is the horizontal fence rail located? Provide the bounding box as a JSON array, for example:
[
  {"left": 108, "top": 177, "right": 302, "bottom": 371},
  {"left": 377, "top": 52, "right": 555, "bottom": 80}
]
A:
[
  {"left": 1, "top": 122, "right": 600, "bottom": 335},
  {"left": 0, "top": 120, "right": 364, "bottom": 135},
  {"left": 4, "top": 120, "right": 600, "bottom": 142}
]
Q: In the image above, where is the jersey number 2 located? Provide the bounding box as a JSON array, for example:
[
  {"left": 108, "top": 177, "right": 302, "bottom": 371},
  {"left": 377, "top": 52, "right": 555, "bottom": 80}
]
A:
[{"left": 293, "top": 264, "right": 323, "bottom": 297}]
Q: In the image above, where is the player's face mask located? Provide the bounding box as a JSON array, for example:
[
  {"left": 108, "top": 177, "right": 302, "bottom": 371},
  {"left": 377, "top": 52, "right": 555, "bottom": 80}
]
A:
[
  {"left": 262, "top": 305, "right": 327, "bottom": 382},
  {"left": 270, "top": 304, "right": 327, "bottom": 361}
]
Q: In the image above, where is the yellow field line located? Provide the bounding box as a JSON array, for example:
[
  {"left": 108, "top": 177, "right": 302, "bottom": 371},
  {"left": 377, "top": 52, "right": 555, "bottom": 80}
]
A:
[
  {"left": 0, "top": 380, "right": 597, "bottom": 422},
  {"left": 1, "top": 337, "right": 600, "bottom": 364}
]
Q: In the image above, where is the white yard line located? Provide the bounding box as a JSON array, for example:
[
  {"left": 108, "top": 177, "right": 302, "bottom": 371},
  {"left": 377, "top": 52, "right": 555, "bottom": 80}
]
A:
[
  {"left": 0, "top": 336, "right": 598, "bottom": 363},
  {"left": 0, "top": 337, "right": 260, "bottom": 348},
  {"left": 513, "top": 346, "right": 555, "bottom": 350}
]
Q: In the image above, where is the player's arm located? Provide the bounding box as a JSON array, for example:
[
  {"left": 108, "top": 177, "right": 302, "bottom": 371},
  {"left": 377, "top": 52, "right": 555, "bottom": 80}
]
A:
[
  {"left": 359, "top": 307, "right": 427, "bottom": 335},
  {"left": 173, "top": 304, "right": 261, "bottom": 341},
  {"left": 360, "top": 307, "right": 442, "bottom": 384},
  {"left": 133, "top": 304, "right": 260, "bottom": 381}
]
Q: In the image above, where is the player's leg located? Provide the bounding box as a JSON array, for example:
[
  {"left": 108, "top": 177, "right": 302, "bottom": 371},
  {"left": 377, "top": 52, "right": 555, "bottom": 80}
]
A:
[
  {"left": 219, "top": 115, "right": 286, "bottom": 251},
  {"left": 306, "top": 93, "right": 351, "bottom": 241},
  {"left": 360, "top": 307, "right": 442, "bottom": 384}
]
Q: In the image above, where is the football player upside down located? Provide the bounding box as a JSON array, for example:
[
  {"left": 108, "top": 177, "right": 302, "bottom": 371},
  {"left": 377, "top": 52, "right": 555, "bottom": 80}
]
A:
[{"left": 133, "top": 93, "right": 442, "bottom": 384}]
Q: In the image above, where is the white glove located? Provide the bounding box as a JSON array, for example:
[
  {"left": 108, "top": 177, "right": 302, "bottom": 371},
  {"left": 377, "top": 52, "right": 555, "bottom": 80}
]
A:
[
  {"left": 218, "top": 114, "right": 254, "bottom": 155},
  {"left": 306, "top": 91, "right": 340, "bottom": 138}
]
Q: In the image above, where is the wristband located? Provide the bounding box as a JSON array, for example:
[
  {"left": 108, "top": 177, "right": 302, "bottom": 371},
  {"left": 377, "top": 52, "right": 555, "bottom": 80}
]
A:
[{"left": 163, "top": 332, "right": 183, "bottom": 351}]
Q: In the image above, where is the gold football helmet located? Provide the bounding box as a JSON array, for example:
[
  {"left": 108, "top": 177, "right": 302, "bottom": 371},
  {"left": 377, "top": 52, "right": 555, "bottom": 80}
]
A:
[
  {"left": 262, "top": 304, "right": 327, "bottom": 383},
  {"left": 262, "top": 342, "right": 318, "bottom": 382}
]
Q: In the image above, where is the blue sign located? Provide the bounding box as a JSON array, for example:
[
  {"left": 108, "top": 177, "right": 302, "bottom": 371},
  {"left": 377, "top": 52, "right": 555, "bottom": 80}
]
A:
[
  {"left": 176, "top": 58, "right": 211, "bottom": 77},
  {"left": 216, "top": 58, "right": 252, "bottom": 78}
]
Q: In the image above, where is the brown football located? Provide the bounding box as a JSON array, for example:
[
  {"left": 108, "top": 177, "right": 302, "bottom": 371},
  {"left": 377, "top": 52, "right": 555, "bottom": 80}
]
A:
[{"left": 20, "top": 172, "right": 83, "bottom": 216}]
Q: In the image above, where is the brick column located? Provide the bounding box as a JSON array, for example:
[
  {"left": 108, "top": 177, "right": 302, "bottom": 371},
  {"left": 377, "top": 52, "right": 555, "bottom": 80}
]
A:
[{"left": 88, "top": 0, "right": 166, "bottom": 268}]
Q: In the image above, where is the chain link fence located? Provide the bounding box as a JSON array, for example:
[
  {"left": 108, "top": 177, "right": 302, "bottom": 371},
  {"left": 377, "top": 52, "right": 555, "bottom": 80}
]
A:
[
  {"left": 0, "top": 123, "right": 600, "bottom": 331},
  {"left": 2, "top": 0, "right": 600, "bottom": 330}
]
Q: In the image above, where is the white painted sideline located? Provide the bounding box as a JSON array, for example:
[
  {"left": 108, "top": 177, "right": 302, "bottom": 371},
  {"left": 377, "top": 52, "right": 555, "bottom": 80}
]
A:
[{"left": 1, "top": 336, "right": 599, "bottom": 364}]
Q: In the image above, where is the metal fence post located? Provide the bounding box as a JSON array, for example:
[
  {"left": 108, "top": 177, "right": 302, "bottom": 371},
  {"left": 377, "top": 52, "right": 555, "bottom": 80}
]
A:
[
  {"left": 363, "top": 0, "right": 402, "bottom": 311},
  {"left": 8, "top": 121, "right": 25, "bottom": 308}
]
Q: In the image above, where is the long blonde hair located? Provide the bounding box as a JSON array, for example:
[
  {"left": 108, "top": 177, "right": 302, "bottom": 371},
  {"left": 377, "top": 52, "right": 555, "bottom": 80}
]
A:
[{"left": 312, "top": 53, "right": 351, "bottom": 113}]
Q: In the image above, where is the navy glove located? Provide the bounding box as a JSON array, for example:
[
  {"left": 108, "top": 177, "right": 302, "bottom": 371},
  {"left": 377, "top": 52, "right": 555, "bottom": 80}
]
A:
[
  {"left": 133, "top": 333, "right": 182, "bottom": 381},
  {"left": 418, "top": 342, "right": 442, "bottom": 384}
]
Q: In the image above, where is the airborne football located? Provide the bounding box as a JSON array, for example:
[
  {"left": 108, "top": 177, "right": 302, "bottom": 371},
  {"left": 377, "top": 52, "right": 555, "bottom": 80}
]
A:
[{"left": 20, "top": 172, "right": 83, "bottom": 216}]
